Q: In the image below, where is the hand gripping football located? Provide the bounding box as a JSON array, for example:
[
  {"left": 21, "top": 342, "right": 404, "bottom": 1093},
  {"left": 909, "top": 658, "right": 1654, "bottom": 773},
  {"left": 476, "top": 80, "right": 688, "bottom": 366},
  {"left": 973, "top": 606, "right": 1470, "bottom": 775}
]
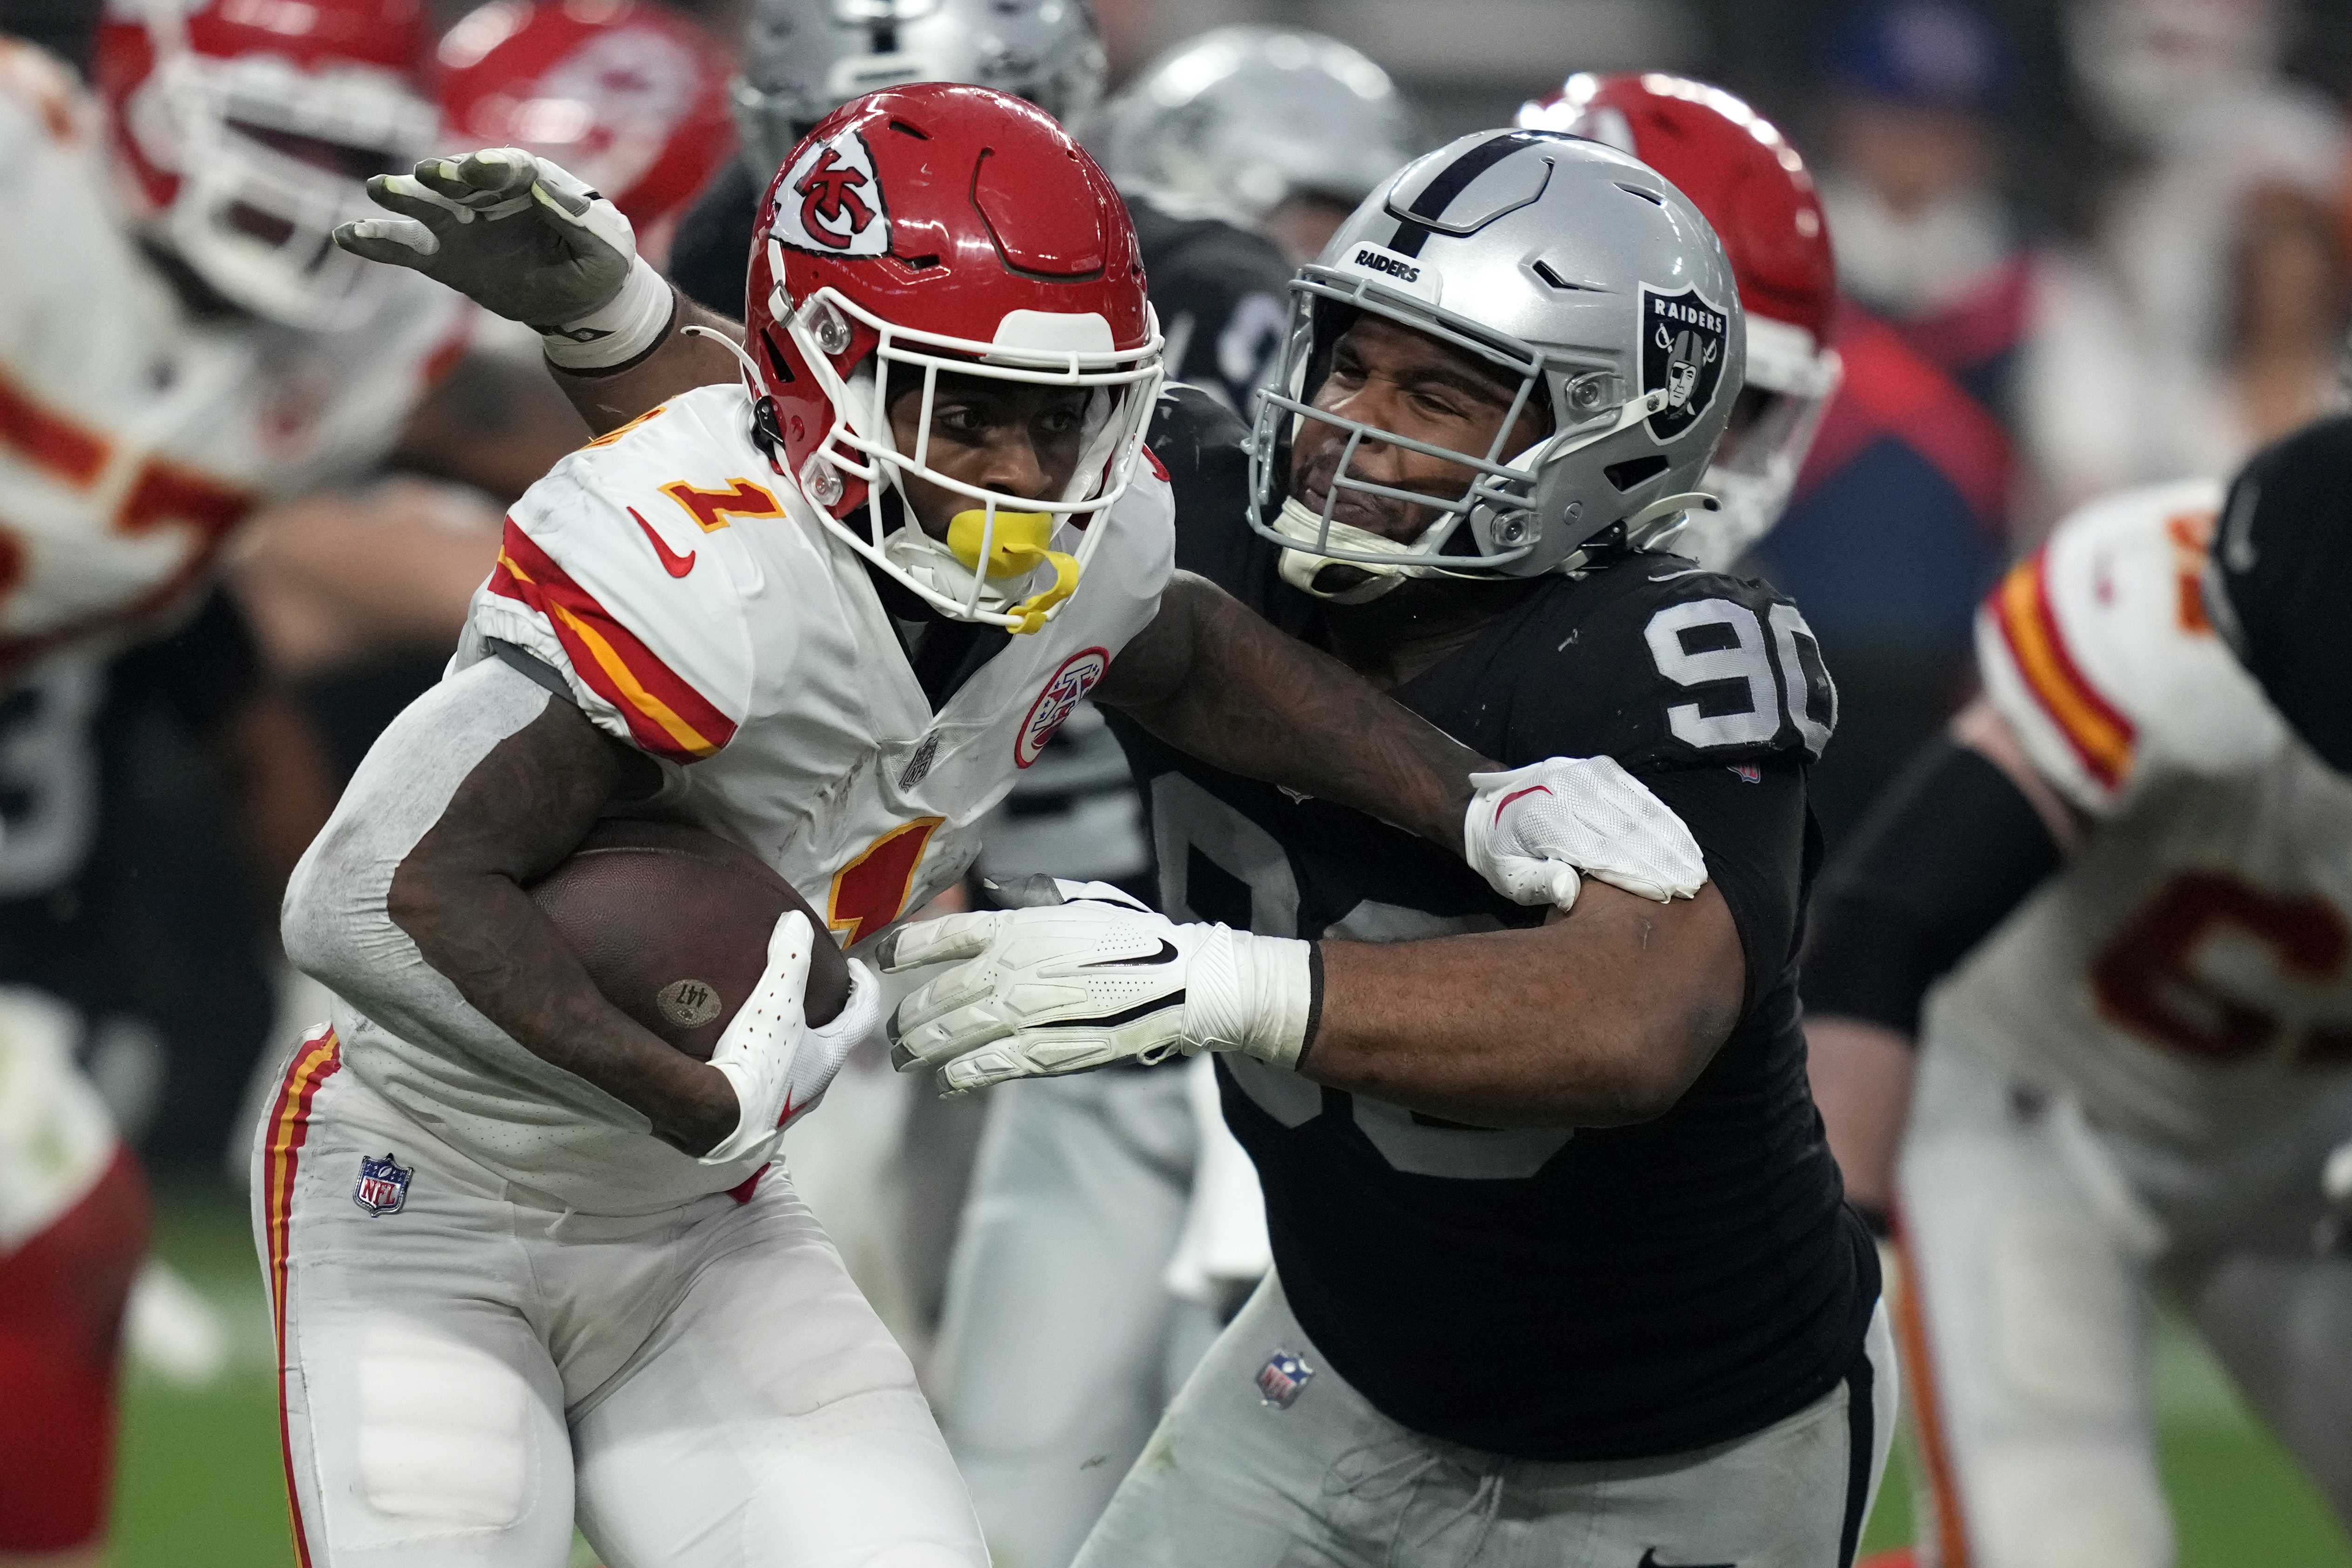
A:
[{"left": 526, "top": 818, "right": 849, "bottom": 1055}]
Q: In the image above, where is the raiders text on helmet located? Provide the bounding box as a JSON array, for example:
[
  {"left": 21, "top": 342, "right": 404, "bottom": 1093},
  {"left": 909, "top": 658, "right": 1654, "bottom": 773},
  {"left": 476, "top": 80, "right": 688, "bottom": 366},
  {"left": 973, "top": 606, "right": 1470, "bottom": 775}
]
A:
[
  {"left": 739, "top": 83, "right": 1161, "bottom": 632},
  {"left": 1521, "top": 73, "right": 1841, "bottom": 569},
  {"left": 732, "top": 0, "right": 1106, "bottom": 182},
  {"left": 97, "top": 0, "right": 440, "bottom": 327},
  {"left": 1249, "top": 129, "right": 1745, "bottom": 592}
]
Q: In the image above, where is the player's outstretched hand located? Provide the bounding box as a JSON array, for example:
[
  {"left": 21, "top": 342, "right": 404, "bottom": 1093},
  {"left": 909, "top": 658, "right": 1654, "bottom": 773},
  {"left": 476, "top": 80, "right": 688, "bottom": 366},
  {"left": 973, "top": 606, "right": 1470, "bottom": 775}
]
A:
[
  {"left": 333, "top": 150, "right": 672, "bottom": 369},
  {"left": 876, "top": 878, "right": 1313, "bottom": 1093},
  {"left": 1464, "top": 755, "right": 1708, "bottom": 909},
  {"left": 700, "top": 911, "right": 884, "bottom": 1165}
]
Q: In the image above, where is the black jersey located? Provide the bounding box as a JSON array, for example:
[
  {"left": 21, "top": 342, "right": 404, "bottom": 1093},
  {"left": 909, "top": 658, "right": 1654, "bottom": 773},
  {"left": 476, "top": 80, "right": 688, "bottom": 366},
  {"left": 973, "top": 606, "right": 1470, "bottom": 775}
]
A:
[
  {"left": 664, "top": 170, "right": 1290, "bottom": 412},
  {"left": 1106, "top": 414, "right": 1877, "bottom": 1460}
]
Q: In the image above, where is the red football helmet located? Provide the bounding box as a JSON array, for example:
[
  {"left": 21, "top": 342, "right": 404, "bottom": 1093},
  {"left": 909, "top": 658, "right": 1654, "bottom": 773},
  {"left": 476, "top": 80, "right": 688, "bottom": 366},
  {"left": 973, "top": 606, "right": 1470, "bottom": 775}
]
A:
[
  {"left": 96, "top": 0, "right": 440, "bottom": 327},
  {"left": 1520, "top": 73, "right": 1843, "bottom": 566},
  {"left": 434, "top": 0, "right": 734, "bottom": 263},
  {"left": 742, "top": 83, "right": 1162, "bottom": 632}
]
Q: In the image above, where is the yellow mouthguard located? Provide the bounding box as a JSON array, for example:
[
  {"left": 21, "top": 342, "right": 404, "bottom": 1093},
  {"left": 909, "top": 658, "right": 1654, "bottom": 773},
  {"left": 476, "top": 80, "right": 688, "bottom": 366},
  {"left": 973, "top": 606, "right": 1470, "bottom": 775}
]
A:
[{"left": 946, "top": 509, "right": 1078, "bottom": 634}]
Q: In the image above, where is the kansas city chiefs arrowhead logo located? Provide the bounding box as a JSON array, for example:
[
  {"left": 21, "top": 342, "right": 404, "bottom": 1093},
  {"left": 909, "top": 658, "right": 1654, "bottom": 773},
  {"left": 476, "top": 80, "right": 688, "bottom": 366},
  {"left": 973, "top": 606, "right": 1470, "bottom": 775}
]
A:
[
  {"left": 771, "top": 129, "right": 891, "bottom": 256},
  {"left": 1639, "top": 284, "right": 1729, "bottom": 443}
]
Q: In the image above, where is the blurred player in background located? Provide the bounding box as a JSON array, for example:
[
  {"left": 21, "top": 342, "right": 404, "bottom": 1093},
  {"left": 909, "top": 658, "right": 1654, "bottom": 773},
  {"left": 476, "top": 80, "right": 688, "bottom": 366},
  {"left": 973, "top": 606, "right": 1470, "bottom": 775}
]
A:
[
  {"left": 1091, "top": 24, "right": 1421, "bottom": 267},
  {"left": 232, "top": 0, "right": 736, "bottom": 784},
  {"left": 1806, "top": 415, "right": 2352, "bottom": 1565},
  {"left": 669, "top": 0, "right": 1295, "bottom": 416},
  {"left": 432, "top": 0, "right": 733, "bottom": 270},
  {"left": 0, "top": 991, "right": 148, "bottom": 1566},
  {"left": 0, "top": 0, "right": 582, "bottom": 1555}
]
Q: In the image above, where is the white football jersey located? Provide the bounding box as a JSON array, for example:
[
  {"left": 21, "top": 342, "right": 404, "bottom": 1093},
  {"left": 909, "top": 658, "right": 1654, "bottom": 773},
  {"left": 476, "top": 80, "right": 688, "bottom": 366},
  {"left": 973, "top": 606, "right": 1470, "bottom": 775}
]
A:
[
  {"left": 334, "top": 382, "right": 1172, "bottom": 1207},
  {"left": 1928, "top": 479, "right": 2352, "bottom": 1197},
  {"left": 0, "top": 41, "right": 465, "bottom": 669}
]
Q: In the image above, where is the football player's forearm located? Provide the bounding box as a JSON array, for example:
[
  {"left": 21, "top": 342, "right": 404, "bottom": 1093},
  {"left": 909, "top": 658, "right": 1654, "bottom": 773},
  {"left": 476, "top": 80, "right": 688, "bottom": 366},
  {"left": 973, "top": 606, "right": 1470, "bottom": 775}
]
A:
[
  {"left": 550, "top": 292, "right": 744, "bottom": 435},
  {"left": 1103, "top": 573, "right": 1483, "bottom": 851},
  {"left": 1303, "top": 882, "right": 1745, "bottom": 1127},
  {"left": 394, "top": 869, "right": 736, "bottom": 1152},
  {"left": 383, "top": 698, "right": 737, "bottom": 1152}
]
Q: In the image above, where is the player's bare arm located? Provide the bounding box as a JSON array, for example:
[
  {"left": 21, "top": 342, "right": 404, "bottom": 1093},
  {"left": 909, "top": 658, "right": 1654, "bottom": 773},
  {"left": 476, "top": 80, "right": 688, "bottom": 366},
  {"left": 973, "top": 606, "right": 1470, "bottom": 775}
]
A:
[
  {"left": 379, "top": 695, "right": 746, "bottom": 1153},
  {"left": 1801, "top": 695, "right": 2078, "bottom": 1210},
  {"left": 1098, "top": 572, "right": 1486, "bottom": 854},
  {"left": 1305, "top": 882, "right": 1744, "bottom": 1126}
]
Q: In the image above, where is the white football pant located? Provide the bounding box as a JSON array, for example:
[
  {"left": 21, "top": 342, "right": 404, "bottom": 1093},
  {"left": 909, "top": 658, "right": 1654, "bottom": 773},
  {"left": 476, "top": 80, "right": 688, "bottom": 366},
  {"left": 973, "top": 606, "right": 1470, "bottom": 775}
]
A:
[
  {"left": 1071, "top": 1270, "right": 1896, "bottom": 1568},
  {"left": 1896, "top": 1037, "right": 2352, "bottom": 1568},
  {"left": 251, "top": 1031, "right": 987, "bottom": 1568}
]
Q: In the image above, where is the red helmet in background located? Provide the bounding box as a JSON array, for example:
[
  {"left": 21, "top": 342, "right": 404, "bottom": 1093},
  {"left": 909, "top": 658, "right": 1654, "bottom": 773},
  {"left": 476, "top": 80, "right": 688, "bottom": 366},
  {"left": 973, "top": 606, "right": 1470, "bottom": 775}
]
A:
[
  {"left": 1520, "top": 73, "right": 1843, "bottom": 566},
  {"left": 96, "top": 0, "right": 440, "bottom": 327},
  {"left": 742, "top": 83, "right": 1161, "bottom": 632},
  {"left": 434, "top": 0, "right": 734, "bottom": 263}
]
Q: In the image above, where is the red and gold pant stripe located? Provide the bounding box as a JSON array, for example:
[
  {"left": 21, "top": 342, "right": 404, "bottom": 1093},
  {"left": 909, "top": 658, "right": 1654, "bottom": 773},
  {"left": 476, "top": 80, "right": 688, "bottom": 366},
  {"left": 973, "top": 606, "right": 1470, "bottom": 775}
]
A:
[{"left": 259, "top": 1027, "right": 340, "bottom": 1568}]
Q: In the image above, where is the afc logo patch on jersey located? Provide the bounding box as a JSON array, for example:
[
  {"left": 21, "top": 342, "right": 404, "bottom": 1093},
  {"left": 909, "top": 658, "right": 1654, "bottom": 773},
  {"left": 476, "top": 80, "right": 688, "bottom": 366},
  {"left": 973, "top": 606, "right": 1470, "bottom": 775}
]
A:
[
  {"left": 1017, "top": 646, "right": 1109, "bottom": 768},
  {"left": 1255, "top": 1349, "right": 1315, "bottom": 1408},
  {"left": 1639, "top": 284, "right": 1728, "bottom": 442},
  {"left": 353, "top": 1152, "right": 412, "bottom": 1216},
  {"left": 771, "top": 128, "right": 891, "bottom": 256}
]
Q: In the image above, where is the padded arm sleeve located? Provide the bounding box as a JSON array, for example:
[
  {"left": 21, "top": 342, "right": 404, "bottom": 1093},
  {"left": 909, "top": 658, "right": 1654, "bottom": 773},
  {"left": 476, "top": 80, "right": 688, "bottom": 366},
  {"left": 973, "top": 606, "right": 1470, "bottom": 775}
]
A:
[
  {"left": 1799, "top": 738, "right": 2062, "bottom": 1037},
  {"left": 281, "top": 658, "right": 559, "bottom": 1065}
]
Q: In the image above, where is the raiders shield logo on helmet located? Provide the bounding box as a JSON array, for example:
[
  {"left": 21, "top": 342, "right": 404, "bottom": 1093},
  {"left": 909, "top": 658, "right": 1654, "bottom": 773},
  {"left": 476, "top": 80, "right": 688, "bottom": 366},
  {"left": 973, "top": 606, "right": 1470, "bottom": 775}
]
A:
[
  {"left": 1639, "top": 285, "right": 1729, "bottom": 442},
  {"left": 771, "top": 129, "right": 892, "bottom": 256}
]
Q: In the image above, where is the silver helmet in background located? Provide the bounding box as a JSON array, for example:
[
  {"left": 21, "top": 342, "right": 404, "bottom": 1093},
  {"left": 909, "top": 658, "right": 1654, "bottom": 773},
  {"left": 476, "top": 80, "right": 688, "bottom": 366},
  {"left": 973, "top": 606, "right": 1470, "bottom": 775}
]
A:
[
  {"left": 1090, "top": 25, "right": 1420, "bottom": 258},
  {"left": 1250, "top": 130, "right": 1746, "bottom": 596},
  {"left": 732, "top": 0, "right": 1106, "bottom": 176}
]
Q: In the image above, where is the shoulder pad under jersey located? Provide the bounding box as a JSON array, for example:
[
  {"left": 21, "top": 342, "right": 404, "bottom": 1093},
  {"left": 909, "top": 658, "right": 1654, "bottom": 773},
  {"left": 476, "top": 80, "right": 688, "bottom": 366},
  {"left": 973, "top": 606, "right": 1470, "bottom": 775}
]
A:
[
  {"left": 1975, "top": 478, "right": 2286, "bottom": 814},
  {"left": 465, "top": 388, "right": 779, "bottom": 763}
]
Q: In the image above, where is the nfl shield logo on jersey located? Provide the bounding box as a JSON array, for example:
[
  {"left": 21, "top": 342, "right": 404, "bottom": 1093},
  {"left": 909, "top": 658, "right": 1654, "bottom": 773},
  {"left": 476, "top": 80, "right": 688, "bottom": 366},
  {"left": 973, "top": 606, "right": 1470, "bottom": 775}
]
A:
[
  {"left": 1255, "top": 1349, "right": 1314, "bottom": 1408},
  {"left": 353, "top": 1153, "right": 412, "bottom": 1216}
]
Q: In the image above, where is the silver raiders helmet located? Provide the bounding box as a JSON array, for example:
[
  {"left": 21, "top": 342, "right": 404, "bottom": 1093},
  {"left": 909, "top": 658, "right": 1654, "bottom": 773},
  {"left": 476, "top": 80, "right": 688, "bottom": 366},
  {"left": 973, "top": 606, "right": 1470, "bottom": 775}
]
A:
[{"left": 1249, "top": 128, "right": 1745, "bottom": 597}]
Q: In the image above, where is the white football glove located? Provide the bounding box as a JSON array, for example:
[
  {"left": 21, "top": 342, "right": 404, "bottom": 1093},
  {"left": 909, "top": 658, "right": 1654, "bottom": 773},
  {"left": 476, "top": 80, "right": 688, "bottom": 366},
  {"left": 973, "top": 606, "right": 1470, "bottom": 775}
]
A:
[
  {"left": 331, "top": 148, "right": 672, "bottom": 370},
  {"left": 700, "top": 912, "right": 881, "bottom": 1165},
  {"left": 1463, "top": 755, "right": 1709, "bottom": 909},
  {"left": 878, "top": 879, "right": 1314, "bottom": 1094}
]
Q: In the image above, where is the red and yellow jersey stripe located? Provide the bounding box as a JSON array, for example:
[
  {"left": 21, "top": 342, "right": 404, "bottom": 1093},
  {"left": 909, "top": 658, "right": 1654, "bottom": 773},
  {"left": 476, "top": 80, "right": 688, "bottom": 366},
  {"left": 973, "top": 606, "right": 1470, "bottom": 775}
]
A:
[
  {"left": 1987, "top": 549, "right": 2136, "bottom": 794},
  {"left": 487, "top": 519, "right": 738, "bottom": 762},
  {"left": 259, "top": 1026, "right": 340, "bottom": 1568}
]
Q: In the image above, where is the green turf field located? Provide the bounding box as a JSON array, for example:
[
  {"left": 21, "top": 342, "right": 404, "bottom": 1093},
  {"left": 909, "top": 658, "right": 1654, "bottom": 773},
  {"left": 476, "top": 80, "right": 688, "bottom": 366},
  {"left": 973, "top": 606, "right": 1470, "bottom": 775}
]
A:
[{"left": 115, "top": 1178, "right": 2349, "bottom": 1567}]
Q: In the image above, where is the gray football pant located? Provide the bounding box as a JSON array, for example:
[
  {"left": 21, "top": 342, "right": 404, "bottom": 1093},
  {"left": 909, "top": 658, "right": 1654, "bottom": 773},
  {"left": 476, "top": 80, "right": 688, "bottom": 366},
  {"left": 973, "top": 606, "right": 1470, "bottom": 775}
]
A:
[
  {"left": 1075, "top": 1272, "right": 1897, "bottom": 1568},
  {"left": 932, "top": 1068, "right": 1220, "bottom": 1568}
]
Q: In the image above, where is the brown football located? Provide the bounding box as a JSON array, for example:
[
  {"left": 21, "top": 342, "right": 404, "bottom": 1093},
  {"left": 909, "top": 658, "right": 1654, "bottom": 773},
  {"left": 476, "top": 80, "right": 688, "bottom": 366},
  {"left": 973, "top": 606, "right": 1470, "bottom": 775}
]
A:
[{"left": 526, "top": 818, "right": 849, "bottom": 1061}]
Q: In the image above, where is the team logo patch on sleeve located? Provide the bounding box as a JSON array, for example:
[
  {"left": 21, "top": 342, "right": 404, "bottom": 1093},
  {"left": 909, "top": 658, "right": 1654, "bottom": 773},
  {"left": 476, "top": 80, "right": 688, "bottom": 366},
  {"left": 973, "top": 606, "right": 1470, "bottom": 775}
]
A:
[
  {"left": 1016, "top": 647, "right": 1109, "bottom": 768},
  {"left": 771, "top": 128, "right": 891, "bottom": 256},
  {"left": 1256, "top": 1349, "right": 1314, "bottom": 1408},
  {"left": 353, "top": 1152, "right": 412, "bottom": 1216},
  {"left": 1640, "top": 285, "right": 1729, "bottom": 442}
]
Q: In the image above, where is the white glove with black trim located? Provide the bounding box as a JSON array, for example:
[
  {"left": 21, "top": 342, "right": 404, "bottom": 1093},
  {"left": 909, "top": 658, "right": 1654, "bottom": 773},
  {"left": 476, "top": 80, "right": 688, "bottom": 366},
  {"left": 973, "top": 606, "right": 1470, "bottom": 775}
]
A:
[
  {"left": 878, "top": 878, "right": 1315, "bottom": 1094},
  {"left": 331, "top": 148, "right": 672, "bottom": 370},
  {"left": 1463, "top": 755, "right": 1709, "bottom": 909},
  {"left": 700, "top": 912, "right": 882, "bottom": 1165}
]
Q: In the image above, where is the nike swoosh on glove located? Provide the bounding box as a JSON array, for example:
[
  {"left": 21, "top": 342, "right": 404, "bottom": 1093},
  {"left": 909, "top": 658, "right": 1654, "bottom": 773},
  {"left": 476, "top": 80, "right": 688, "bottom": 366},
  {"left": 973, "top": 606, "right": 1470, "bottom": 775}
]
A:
[
  {"left": 876, "top": 882, "right": 1315, "bottom": 1094},
  {"left": 1462, "top": 755, "right": 1709, "bottom": 909},
  {"left": 700, "top": 910, "right": 816, "bottom": 1166},
  {"left": 331, "top": 148, "right": 671, "bottom": 370}
]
